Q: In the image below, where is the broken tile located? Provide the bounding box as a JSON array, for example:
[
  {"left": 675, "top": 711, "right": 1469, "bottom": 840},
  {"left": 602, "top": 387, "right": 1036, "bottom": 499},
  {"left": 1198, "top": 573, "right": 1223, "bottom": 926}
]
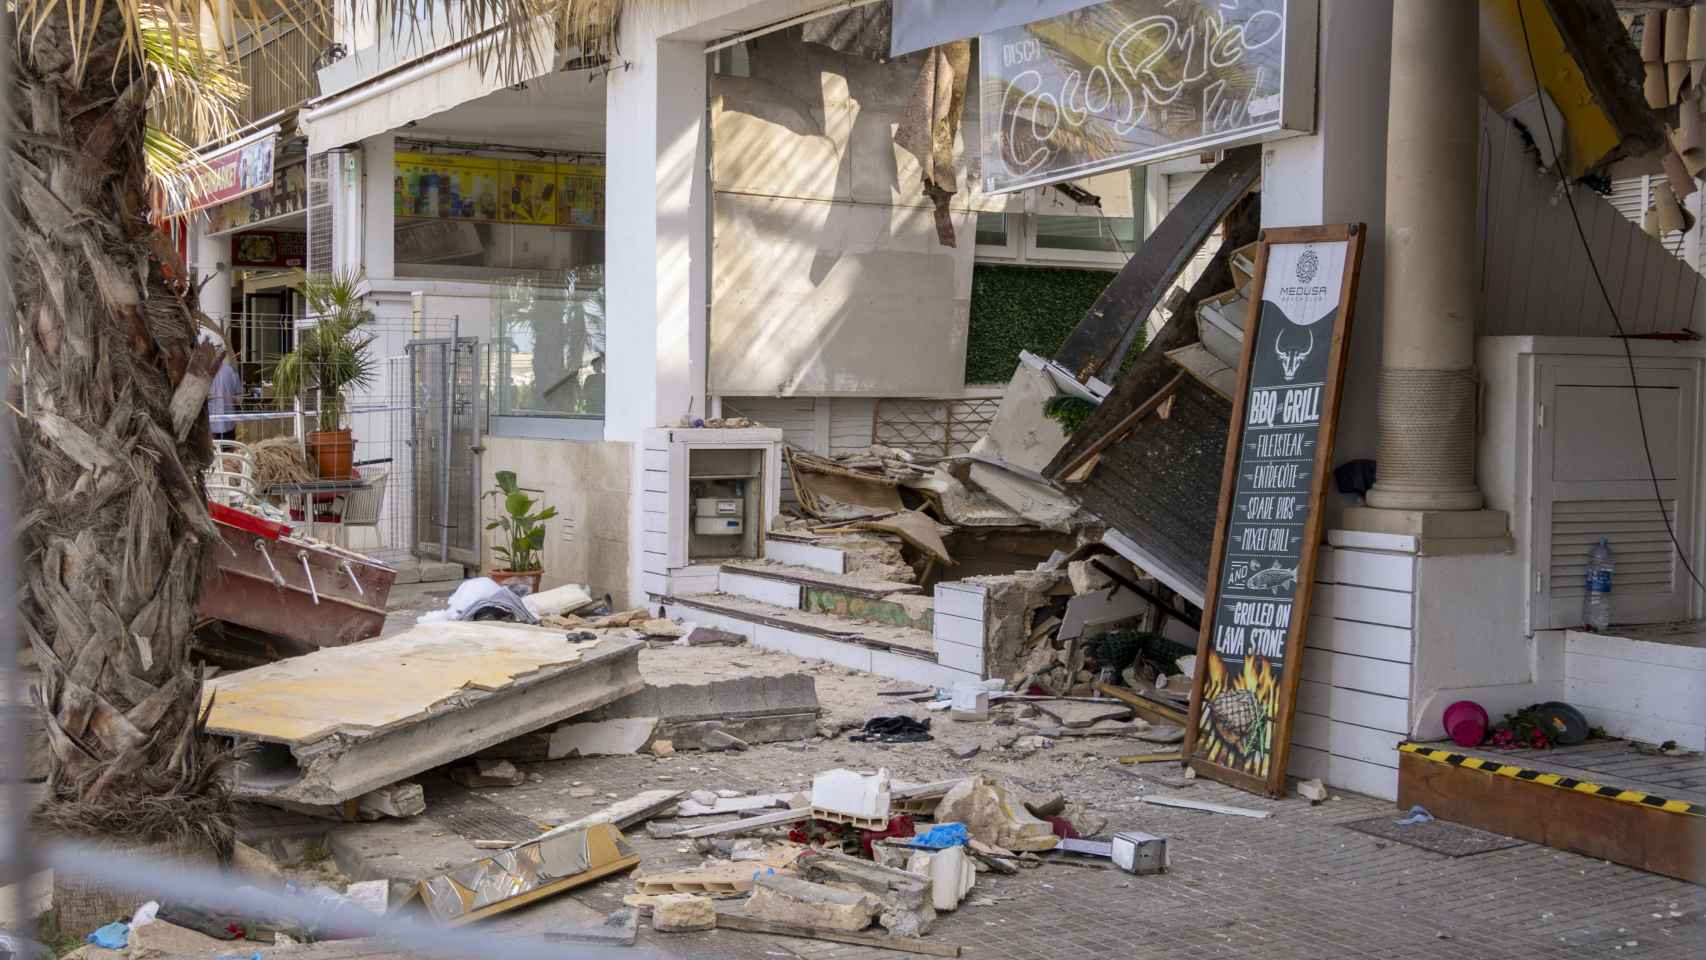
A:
[{"left": 652, "top": 894, "right": 716, "bottom": 932}]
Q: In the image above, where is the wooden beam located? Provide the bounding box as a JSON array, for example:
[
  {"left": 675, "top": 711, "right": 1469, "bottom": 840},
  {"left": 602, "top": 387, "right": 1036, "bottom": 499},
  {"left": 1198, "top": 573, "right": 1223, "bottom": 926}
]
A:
[
  {"left": 1052, "top": 146, "right": 1262, "bottom": 381},
  {"left": 1094, "top": 682, "right": 1188, "bottom": 726},
  {"left": 714, "top": 913, "right": 963, "bottom": 957}
]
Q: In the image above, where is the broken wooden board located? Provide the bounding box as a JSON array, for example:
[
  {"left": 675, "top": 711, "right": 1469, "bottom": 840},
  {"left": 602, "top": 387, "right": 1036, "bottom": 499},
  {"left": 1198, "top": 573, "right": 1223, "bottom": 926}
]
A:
[
  {"left": 204, "top": 624, "right": 643, "bottom": 806},
  {"left": 418, "top": 823, "right": 640, "bottom": 925},
  {"left": 633, "top": 848, "right": 805, "bottom": 895},
  {"left": 1094, "top": 683, "right": 1188, "bottom": 726},
  {"left": 537, "top": 790, "right": 684, "bottom": 839},
  {"left": 673, "top": 793, "right": 792, "bottom": 817},
  {"left": 853, "top": 511, "right": 954, "bottom": 566},
  {"left": 666, "top": 807, "right": 815, "bottom": 840},
  {"left": 714, "top": 911, "right": 963, "bottom": 957},
  {"left": 1118, "top": 752, "right": 1184, "bottom": 765},
  {"left": 1033, "top": 700, "right": 1135, "bottom": 729},
  {"left": 1053, "top": 145, "right": 1262, "bottom": 381}
]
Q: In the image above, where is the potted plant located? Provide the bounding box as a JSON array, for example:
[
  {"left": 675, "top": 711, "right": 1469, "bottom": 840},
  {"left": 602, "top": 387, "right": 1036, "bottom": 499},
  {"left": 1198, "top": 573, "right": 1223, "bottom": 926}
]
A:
[
  {"left": 485, "top": 470, "right": 556, "bottom": 595},
  {"left": 269, "top": 270, "right": 377, "bottom": 479}
]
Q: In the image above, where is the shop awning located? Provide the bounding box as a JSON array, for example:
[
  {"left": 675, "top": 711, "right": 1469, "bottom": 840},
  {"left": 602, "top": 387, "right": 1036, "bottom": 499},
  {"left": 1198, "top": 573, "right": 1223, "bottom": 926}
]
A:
[
  {"left": 889, "top": 0, "right": 1103, "bottom": 57},
  {"left": 300, "top": 20, "right": 553, "bottom": 155}
]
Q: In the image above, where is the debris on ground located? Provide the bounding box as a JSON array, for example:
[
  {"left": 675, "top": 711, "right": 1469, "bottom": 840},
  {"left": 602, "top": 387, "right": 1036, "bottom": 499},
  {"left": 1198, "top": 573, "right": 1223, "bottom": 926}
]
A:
[
  {"left": 1139, "top": 794, "right": 1270, "bottom": 818},
  {"left": 416, "top": 577, "right": 540, "bottom": 625},
  {"left": 811, "top": 768, "right": 892, "bottom": 826},
  {"left": 849, "top": 716, "right": 933, "bottom": 743},
  {"left": 935, "top": 775, "right": 1059, "bottom": 851},
  {"left": 651, "top": 893, "right": 717, "bottom": 932},
  {"left": 1297, "top": 778, "right": 1329, "bottom": 804},
  {"left": 446, "top": 758, "right": 526, "bottom": 788},
  {"left": 418, "top": 823, "right": 640, "bottom": 923}
]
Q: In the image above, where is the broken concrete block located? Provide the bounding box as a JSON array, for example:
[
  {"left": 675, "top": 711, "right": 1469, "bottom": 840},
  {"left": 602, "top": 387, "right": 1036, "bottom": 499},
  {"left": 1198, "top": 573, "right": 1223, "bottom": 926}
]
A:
[
  {"left": 906, "top": 846, "right": 975, "bottom": 911},
  {"left": 651, "top": 894, "right": 716, "bottom": 932},
  {"left": 810, "top": 768, "right": 891, "bottom": 824},
  {"left": 947, "top": 743, "right": 981, "bottom": 760},
  {"left": 639, "top": 618, "right": 688, "bottom": 638},
  {"left": 1297, "top": 778, "right": 1328, "bottom": 804},
  {"left": 743, "top": 874, "right": 879, "bottom": 933},
  {"left": 935, "top": 775, "right": 1058, "bottom": 852},
  {"left": 1067, "top": 560, "right": 1113, "bottom": 595},
  {"left": 797, "top": 849, "right": 932, "bottom": 918},
  {"left": 689, "top": 789, "right": 719, "bottom": 807},
  {"left": 649, "top": 739, "right": 675, "bottom": 757},
  {"left": 702, "top": 729, "right": 750, "bottom": 752},
  {"left": 127, "top": 920, "right": 229, "bottom": 960},
  {"left": 549, "top": 718, "right": 659, "bottom": 759},
  {"left": 355, "top": 781, "right": 426, "bottom": 819},
  {"left": 1024, "top": 793, "right": 1066, "bottom": 818},
  {"left": 683, "top": 626, "right": 745, "bottom": 646},
  {"left": 949, "top": 684, "right": 989, "bottom": 722},
  {"left": 448, "top": 758, "right": 526, "bottom": 788},
  {"left": 231, "top": 841, "right": 285, "bottom": 884}
]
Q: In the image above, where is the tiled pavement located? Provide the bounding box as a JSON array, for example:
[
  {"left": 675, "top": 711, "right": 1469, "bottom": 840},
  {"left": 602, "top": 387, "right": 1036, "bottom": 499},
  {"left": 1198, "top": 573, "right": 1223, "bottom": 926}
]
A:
[{"left": 335, "top": 739, "right": 1706, "bottom": 960}]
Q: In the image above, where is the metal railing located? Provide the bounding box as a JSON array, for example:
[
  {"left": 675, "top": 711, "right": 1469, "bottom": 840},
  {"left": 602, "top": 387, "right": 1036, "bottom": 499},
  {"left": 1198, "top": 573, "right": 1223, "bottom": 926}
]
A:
[{"left": 232, "top": 8, "right": 328, "bottom": 126}]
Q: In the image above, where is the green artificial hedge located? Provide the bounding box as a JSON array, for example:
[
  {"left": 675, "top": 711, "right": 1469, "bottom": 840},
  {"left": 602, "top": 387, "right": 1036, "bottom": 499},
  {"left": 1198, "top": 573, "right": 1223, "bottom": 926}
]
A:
[{"left": 964, "top": 263, "right": 1143, "bottom": 384}]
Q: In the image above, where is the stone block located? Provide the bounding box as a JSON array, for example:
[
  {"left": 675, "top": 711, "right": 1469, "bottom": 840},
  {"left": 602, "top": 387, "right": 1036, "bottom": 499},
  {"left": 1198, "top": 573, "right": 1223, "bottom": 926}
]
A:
[
  {"left": 935, "top": 775, "right": 1058, "bottom": 852},
  {"left": 796, "top": 849, "right": 934, "bottom": 937},
  {"left": 127, "top": 921, "right": 229, "bottom": 960},
  {"left": 651, "top": 894, "right": 716, "bottom": 933},
  {"left": 743, "top": 875, "right": 880, "bottom": 933}
]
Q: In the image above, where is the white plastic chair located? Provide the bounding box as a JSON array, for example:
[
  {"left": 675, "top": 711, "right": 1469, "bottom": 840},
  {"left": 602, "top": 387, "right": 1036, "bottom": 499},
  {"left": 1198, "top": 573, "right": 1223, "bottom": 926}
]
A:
[{"left": 205, "top": 440, "right": 259, "bottom": 508}]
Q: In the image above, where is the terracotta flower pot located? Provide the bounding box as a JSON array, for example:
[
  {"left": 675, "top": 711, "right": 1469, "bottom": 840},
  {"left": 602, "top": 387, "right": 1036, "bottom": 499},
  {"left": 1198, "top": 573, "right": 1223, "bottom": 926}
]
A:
[
  {"left": 490, "top": 569, "right": 543, "bottom": 597},
  {"left": 307, "top": 428, "right": 355, "bottom": 479}
]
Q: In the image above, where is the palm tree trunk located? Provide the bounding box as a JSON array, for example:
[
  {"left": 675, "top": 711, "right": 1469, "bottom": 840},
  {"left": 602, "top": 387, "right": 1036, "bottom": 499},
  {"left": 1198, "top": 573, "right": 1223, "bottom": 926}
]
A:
[{"left": 10, "top": 4, "right": 230, "bottom": 840}]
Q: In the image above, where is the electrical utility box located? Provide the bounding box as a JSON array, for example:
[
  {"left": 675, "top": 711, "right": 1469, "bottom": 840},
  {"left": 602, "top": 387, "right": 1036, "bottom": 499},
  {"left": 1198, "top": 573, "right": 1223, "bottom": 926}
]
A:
[{"left": 641, "top": 427, "right": 783, "bottom": 599}]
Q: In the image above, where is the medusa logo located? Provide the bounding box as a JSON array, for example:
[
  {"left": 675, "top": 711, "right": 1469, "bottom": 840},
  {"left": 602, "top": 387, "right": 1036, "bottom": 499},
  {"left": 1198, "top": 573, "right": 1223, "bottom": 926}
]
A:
[{"left": 1295, "top": 249, "right": 1319, "bottom": 284}]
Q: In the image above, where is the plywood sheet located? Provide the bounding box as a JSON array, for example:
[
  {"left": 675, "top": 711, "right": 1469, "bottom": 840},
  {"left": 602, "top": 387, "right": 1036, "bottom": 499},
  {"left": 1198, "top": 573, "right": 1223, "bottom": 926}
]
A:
[{"left": 204, "top": 622, "right": 604, "bottom": 746}]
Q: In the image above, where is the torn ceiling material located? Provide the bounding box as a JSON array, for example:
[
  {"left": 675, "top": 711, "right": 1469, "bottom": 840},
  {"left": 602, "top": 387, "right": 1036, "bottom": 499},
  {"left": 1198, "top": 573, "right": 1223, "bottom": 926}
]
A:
[{"left": 204, "top": 623, "right": 644, "bottom": 807}]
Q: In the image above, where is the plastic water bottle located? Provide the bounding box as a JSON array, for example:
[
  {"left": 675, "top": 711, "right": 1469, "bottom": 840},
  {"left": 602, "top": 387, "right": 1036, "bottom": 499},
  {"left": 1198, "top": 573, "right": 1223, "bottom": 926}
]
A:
[{"left": 1583, "top": 537, "right": 1615, "bottom": 631}]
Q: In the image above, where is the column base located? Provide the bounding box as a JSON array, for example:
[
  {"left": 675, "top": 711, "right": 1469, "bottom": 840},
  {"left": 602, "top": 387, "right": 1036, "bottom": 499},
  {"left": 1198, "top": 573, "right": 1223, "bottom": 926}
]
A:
[
  {"left": 1342, "top": 507, "right": 1513, "bottom": 556},
  {"left": 1365, "top": 479, "right": 1484, "bottom": 512}
]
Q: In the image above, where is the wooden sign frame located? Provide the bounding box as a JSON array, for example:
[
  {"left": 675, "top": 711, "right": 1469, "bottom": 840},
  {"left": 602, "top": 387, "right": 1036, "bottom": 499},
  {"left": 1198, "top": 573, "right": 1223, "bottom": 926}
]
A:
[{"left": 1182, "top": 223, "right": 1366, "bottom": 797}]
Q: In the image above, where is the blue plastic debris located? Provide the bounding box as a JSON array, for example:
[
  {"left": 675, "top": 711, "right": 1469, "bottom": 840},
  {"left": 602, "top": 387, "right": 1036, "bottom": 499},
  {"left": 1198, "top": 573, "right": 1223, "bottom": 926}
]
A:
[
  {"left": 909, "top": 822, "right": 969, "bottom": 849},
  {"left": 1392, "top": 804, "right": 1434, "bottom": 826},
  {"left": 87, "top": 922, "right": 128, "bottom": 950}
]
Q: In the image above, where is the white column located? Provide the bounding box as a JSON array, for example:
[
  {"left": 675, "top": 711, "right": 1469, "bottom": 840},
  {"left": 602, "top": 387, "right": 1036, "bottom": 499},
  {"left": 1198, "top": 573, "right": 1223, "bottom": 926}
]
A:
[
  {"left": 1363, "top": 0, "right": 1484, "bottom": 512},
  {"left": 605, "top": 34, "right": 710, "bottom": 606},
  {"left": 195, "top": 222, "right": 232, "bottom": 326}
]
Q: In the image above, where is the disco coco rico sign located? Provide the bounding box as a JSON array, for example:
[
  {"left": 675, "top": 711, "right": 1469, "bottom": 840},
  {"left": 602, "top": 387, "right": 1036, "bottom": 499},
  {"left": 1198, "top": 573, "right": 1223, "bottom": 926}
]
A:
[{"left": 978, "top": 0, "right": 1316, "bottom": 194}]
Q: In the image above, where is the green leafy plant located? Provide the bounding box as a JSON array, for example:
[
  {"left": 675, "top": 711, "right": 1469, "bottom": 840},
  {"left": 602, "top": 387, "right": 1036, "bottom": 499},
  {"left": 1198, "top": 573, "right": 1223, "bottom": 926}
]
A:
[
  {"left": 269, "top": 270, "right": 378, "bottom": 433},
  {"left": 1043, "top": 395, "right": 1097, "bottom": 434},
  {"left": 484, "top": 471, "right": 556, "bottom": 572}
]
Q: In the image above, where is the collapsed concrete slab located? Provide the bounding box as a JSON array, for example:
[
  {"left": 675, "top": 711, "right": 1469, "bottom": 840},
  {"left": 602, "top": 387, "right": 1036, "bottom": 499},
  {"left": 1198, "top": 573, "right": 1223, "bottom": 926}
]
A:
[
  {"left": 581, "top": 673, "right": 821, "bottom": 749},
  {"left": 204, "top": 623, "right": 643, "bottom": 807}
]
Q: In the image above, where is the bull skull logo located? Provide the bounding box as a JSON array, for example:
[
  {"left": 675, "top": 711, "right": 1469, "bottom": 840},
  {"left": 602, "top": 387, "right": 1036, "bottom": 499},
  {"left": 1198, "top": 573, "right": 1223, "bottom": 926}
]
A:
[{"left": 1275, "top": 326, "right": 1314, "bottom": 381}]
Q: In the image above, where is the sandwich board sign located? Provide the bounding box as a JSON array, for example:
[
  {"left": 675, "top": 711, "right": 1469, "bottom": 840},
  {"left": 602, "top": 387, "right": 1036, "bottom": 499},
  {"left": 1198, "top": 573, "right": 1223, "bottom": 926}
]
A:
[{"left": 1182, "top": 224, "right": 1365, "bottom": 796}]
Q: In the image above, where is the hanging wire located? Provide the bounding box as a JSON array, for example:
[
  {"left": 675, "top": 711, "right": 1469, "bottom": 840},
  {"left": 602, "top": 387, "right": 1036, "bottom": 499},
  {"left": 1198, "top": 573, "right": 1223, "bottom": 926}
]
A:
[{"left": 1514, "top": 1, "right": 1705, "bottom": 596}]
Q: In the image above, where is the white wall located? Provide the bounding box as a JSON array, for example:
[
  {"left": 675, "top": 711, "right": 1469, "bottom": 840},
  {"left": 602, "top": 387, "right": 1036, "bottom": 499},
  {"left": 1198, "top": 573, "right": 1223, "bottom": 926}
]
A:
[
  {"left": 1262, "top": 0, "right": 1392, "bottom": 533},
  {"left": 604, "top": 0, "right": 827, "bottom": 605}
]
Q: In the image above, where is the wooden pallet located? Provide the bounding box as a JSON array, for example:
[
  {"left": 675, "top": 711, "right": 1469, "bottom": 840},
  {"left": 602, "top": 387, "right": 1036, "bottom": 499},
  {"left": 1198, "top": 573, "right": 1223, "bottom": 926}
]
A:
[
  {"left": 632, "top": 848, "right": 804, "bottom": 895},
  {"left": 808, "top": 806, "right": 891, "bottom": 830}
]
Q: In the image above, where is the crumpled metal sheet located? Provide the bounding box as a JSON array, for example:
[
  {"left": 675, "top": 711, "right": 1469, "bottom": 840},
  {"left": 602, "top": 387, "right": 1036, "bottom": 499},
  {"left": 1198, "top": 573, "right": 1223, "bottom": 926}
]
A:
[{"left": 420, "top": 823, "right": 638, "bottom": 924}]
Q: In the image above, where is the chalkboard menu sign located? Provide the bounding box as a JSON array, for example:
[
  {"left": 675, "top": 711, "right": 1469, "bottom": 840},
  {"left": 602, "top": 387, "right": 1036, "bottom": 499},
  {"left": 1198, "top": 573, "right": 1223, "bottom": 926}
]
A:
[{"left": 1184, "top": 224, "right": 1365, "bottom": 797}]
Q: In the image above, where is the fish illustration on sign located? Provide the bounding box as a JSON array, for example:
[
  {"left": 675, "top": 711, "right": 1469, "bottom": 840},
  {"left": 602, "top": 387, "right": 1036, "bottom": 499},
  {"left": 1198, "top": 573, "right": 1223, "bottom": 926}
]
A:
[{"left": 1246, "top": 561, "right": 1298, "bottom": 594}]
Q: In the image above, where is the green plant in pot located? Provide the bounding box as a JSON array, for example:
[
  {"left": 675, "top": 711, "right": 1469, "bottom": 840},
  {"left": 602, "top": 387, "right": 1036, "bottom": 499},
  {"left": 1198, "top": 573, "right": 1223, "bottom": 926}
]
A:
[
  {"left": 269, "top": 270, "right": 377, "bottom": 479},
  {"left": 485, "top": 470, "right": 556, "bottom": 596}
]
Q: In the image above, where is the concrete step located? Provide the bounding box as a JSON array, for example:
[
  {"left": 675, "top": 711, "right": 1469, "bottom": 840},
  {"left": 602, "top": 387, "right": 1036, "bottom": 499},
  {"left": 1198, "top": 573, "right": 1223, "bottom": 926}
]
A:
[
  {"left": 764, "top": 535, "right": 849, "bottom": 574},
  {"left": 719, "top": 561, "right": 933, "bottom": 632},
  {"left": 663, "top": 592, "right": 979, "bottom": 689}
]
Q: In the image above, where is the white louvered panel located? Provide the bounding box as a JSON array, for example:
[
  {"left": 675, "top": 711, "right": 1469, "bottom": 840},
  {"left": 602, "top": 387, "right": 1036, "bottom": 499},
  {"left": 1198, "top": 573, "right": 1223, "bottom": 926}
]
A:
[
  {"left": 306, "top": 152, "right": 334, "bottom": 276},
  {"left": 1606, "top": 177, "right": 1647, "bottom": 224},
  {"left": 1549, "top": 499, "right": 1679, "bottom": 596}
]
